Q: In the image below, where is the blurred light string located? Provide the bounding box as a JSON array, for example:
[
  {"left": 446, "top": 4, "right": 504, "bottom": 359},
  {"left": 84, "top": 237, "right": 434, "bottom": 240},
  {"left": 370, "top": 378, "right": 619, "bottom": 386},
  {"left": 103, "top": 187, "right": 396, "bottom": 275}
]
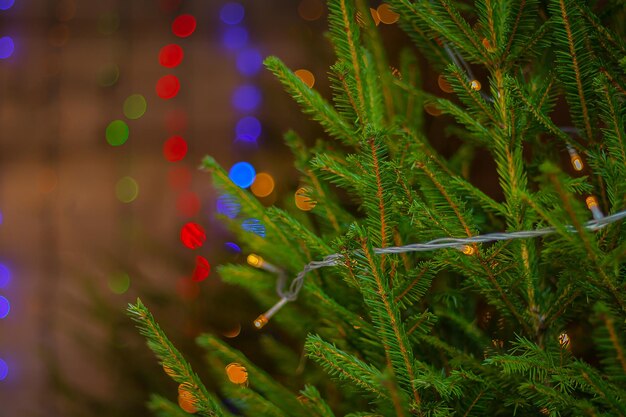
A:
[{"left": 251, "top": 210, "right": 626, "bottom": 328}]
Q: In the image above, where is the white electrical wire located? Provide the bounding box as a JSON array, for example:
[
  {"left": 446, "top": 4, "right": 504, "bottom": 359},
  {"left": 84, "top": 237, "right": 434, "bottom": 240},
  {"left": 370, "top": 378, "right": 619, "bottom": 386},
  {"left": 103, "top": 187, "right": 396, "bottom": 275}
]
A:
[{"left": 252, "top": 209, "right": 626, "bottom": 328}]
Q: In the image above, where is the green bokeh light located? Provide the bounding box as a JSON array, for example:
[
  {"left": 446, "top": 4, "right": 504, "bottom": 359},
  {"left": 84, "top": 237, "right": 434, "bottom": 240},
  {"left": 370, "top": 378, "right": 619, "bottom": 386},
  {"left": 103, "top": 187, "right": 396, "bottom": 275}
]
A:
[
  {"left": 123, "top": 94, "right": 147, "bottom": 120},
  {"left": 108, "top": 272, "right": 130, "bottom": 294},
  {"left": 115, "top": 176, "right": 139, "bottom": 203},
  {"left": 98, "top": 12, "right": 120, "bottom": 35},
  {"left": 106, "top": 120, "right": 129, "bottom": 146},
  {"left": 98, "top": 64, "right": 119, "bottom": 87}
]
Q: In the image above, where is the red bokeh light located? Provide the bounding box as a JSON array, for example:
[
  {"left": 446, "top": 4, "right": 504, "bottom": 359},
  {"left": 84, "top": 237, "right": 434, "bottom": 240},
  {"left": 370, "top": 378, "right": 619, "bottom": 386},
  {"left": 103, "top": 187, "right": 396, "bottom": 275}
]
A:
[
  {"left": 159, "top": 44, "right": 184, "bottom": 68},
  {"left": 192, "top": 256, "right": 210, "bottom": 282},
  {"left": 177, "top": 191, "right": 200, "bottom": 217},
  {"left": 180, "top": 222, "right": 205, "bottom": 249},
  {"left": 164, "top": 108, "right": 188, "bottom": 133},
  {"left": 163, "top": 135, "right": 188, "bottom": 161},
  {"left": 168, "top": 166, "right": 191, "bottom": 190},
  {"left": 172, "top": 14, "right": 196, "bottom": 38},
  {"left": 156, "top": 75, "right": 180, "bottom": 99}
]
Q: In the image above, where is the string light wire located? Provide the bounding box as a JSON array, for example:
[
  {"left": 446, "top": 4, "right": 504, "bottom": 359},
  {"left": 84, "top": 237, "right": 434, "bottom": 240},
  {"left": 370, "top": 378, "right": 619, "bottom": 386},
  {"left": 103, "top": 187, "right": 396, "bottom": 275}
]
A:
[{"left": 252, "top": 209, "right": 626, "bottom": 328}]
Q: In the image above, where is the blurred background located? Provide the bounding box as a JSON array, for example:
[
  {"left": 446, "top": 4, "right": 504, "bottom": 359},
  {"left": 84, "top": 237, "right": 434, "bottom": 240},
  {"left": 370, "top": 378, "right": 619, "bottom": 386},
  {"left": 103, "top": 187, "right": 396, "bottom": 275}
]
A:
[{"left": 0, "top": 0, "right": 447, "bottom": 415}]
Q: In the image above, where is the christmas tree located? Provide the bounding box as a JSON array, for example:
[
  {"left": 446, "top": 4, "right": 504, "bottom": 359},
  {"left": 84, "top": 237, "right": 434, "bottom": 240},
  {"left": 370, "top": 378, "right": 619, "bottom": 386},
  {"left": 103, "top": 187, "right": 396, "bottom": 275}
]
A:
[{"left": 129, "top": 0, "right": 626, "bottom": 415}]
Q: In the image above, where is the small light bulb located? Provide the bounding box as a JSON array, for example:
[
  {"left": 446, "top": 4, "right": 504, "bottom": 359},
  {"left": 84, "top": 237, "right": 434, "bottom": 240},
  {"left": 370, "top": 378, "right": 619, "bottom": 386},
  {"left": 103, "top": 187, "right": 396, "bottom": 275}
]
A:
[
  {"left": 462, "top": 245, "right": 475, "bottom": 255},
  {"left": 253, "top": 314, "right": 268, "bottom": 329},
  {"left": 570, "top": 155, "right": 584, "bottom": 171},
  {"left": 586, "top": 196, "right": 598, "bottom": 209},
  {"left": 247, "top": 254, "right": 264, "bottom": 268},
  {"left": 558, "top": 332, "right": 570, "bottom": 348},
  {"left": 470, "top": 80, "right": 481, "bottom": 91}
]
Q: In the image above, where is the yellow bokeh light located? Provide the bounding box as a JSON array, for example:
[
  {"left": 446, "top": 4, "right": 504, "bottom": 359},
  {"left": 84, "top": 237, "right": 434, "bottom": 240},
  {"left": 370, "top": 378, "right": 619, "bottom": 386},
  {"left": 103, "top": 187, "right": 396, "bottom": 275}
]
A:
[
  {"left": 225, "top": 363, "right": 248, "bottom": 385},
  {"left": 377, "top": 3, "right": 399, "bottom": 24},
  {"left": 223, "top": 324, "right": 242, "bottom": 339},
  {"left": 437, "top": 74, "right": 454, "bottom": 93},
  {"left": 295, "top": 69, "right": 315, "bottom": 88},
  {"left": 247, "top": 254, "right": 264, "bottom": 268},
  {"left": 424, "top": 103, "right": 442, "bottom": 116},
  {"left": 115, "top": 176, "right": 139, "bottom": 203},
  {"left": 470, "top": 80, "right": 481, "bottom": 91},
  {"left": 178, "top": 385, "right": 198, "bottom": 414},
  {"left": 295, "top": 187, "right": 317, "bottom": 211},
  {"left": 251, "top": 172, "right": 275, "bottom": 198},
  {"left": 570, "top": 155, "right": 584, "bottom": 171}
]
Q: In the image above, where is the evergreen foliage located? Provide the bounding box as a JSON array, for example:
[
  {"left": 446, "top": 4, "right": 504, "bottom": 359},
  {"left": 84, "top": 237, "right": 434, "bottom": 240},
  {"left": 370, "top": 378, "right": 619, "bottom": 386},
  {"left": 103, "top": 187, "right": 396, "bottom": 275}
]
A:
[{"left": 129, "top": 0, "right": 626, "bottom": 415}]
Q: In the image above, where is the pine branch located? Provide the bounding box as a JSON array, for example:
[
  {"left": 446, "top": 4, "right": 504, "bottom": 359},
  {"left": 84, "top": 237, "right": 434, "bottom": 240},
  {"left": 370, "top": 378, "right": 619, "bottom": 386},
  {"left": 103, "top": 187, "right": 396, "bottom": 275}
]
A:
[
  {"left": 127, "top": 300, "right": 225, "bottom": 417},
  {"left": 148, "top": 394, "right": 195, "bottom": 417},
  {"left": 264, "top": 56, "right": 357, "bottom": 146}
]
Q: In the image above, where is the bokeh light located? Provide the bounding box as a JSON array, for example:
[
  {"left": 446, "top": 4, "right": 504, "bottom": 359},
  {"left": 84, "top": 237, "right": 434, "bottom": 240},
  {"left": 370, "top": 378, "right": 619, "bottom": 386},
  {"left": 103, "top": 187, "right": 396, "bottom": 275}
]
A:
[
  {"left": 298, "top": 0, "right": 324, "bottom": 21},
  {"left": 123, "top": 94, "right": 147, "bottom": 120},
  {"left": 159, "top": 44, "right": 184, "bottom": 68},
  {"left": 220, "top": 3, "right": 244, "bottom": 25},
  {"left": 295, "top": 187, "right": 317, "bottom": 211},
  {"left": 106, "top": 120, "right": 129, "bottom": 146},
  {"left": 224, "top": 242, "right": 241, "bottom": 252},
  {"left": 236, "top": 48, "right": 263, "bottom": 76},
  {"left": 424, "top": 103, "right": 442, "bottom": 116},
  {"left": 229, "top": 162, "right": 256, "bottom": 188},
  {"left": 98, "top": 12, "right": 120, "bottom": 35},
  {"left": 192, "top": 256, "right": 210, "bottom": 282},
  {"left": 168, "top": 166, "right": 191, "bottom": 190},
  {"left": 0, "top": 210, "right": 2, "bottom": 224},
  {"left": 0, "top": 36, "right": 15, "bottom": 59},
  {"left": 232, "top": 85, "right": 262, "bottom": 112},
  {"left": 226, "top": 363, "right": 248, "bottom": 384},
  {"left": 0, "top": 264, "right": 10, "bottom": 289},
  {"left": 437, "top": 74, "right": 453, "bottom": 93},
  {"left": 176, "top": 191, "right": 200, "bottom": 217},
  {"left": 221, "top": 26, "right": 248, "bottom": 50},
  {"left": 164, "top": 108, "right": 188, "bottom": 133},
  {"left": 178, "top": 385, "right": 198, "bottom": 413},
  {"left": 216, "top": 194, "right": 241, "bottom": 218},
  {"left": 223, "top": 324, "right": 241, "bottom": 338},
  {"left": 156, "top": 75, "right": 181, "bottom": 99},
  {"left": 172, "top": 14, "right": 197, "bottom": 38},
  {"left": 0, "top": 0, "right": 15, "bottom": 11},
  {"left": 369, "top": 7, "right": 381, "bottom": 26},
  {"left": 235, "top": 116, "right": 261, "bottom": 142},
  {"left": 0, "top": 358, "right": 7, "bottom": 381},
  {"left": 163, "top": 135, "right": 188, "bottom": 161},
  {"left": 295, "top": 69, "right": 315, "bottom": 88},
  {"left": 0, "top": 296, "right": 9, "bottom": 319},
  {"left": 108, "top": 272, "right": 131, "bottom": 294},
  {"left": 180, "top": 222, "right": 206, "bottom": 249},
  {"left": 377, "top": 3, "right": 399, "bottom": 24},
  {"left": 250, "top": 173, "right": 275, "bottom": 198},
  {"left": 115, "top": 176, "right": 139, "bottom": 203},
  {"left": 97, "top": 64, "right": 119, "bottom": 87},
  {"left": 242, "top": 218, "right": 265, "bottom": 237}
]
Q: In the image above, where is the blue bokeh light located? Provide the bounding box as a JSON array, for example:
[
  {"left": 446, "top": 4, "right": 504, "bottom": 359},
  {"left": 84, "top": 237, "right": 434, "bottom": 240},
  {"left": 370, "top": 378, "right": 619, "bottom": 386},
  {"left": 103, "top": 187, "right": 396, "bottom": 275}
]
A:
[
  {"left": 235, "top": 116, "right": 261, "bottom": 143},
  {"left": 0, "top": 210, "right": 3, "bottom": 224},
  {"left": 224, "top": 242, "right": 241, "bottom": 252},
  {"left": 0, "top": 358, "right": 7, "bottom": 381},
  {"left": 220, "top": 2, "right": 245, "bottom": 25},
  {"left": 221, "top": 26, "right": 248, "bottom": 50},
  {"left": 0, "top": 296, "right": 9, "bottom": 319},
  {"left": 228, "top": 162, "right": 256, "bottom": 188},
  {"left": 0, "top": 36, "right": 15, "bottom": 59},
  {"left": 232, "top": 85, "right": 262, "bottom": 112},
  {"left": 216, "top": 194, "right": 241, "bottom": 219},
  {"left": 236, "top": 48, "right": 263, "bottom": 76},
  {"left": 0, "top": 264, "right": 10, "bottom": 289},
  {"left": 0, "top": 0, "right": 15, "bottom": 11},
  {"left": 242, "top": 218, "right": 266, "bottom": 238}
]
